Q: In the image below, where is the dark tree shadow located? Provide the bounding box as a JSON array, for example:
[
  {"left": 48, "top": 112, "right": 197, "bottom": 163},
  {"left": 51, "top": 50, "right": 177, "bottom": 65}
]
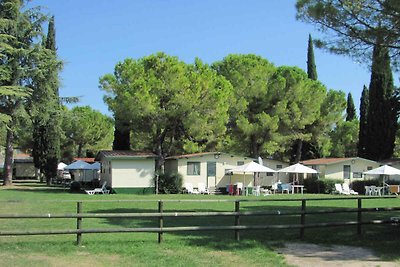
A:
[{"left": 90, "top": 202, "right": 400, "bottom": 260}]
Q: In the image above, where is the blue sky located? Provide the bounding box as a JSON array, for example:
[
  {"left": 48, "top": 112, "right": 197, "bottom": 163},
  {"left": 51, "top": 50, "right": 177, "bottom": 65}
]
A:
[{"left": 31, "top": 0, "right": 376, "bottom": 116}]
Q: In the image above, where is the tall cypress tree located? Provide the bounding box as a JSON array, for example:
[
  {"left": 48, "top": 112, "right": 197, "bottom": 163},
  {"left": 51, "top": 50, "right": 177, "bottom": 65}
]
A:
[
  {"left": 292, "top": 34, "right": 319, "bottom": 162},
  {"left": 357, "top": 85, "right": 369, "bottom": 158},
  {"left": 346, "top": 93, "right": 356, "bottom": 121},
  {"left": 365, "top": 39, "right": 397, "bottom": 160},
  {"left": 307, "top": 34, "right": 318, "bottom": 81},
  {"left": 43, "top": 16, "right": 61, "bottom": 184},
  {"left": 31, "top": 16, "right": 61, "bottom": 184}
]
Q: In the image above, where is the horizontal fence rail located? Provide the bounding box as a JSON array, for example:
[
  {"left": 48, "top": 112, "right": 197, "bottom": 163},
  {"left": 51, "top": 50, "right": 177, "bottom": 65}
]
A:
[
  {"left": 0, "top": 219, "right": 395, "bottom": 236},
  {"left": 1, "top": 207, "right": 400, "bottom": 219},
  {"left": 0, "top": 197, "right": 399, "bottom": 245}
]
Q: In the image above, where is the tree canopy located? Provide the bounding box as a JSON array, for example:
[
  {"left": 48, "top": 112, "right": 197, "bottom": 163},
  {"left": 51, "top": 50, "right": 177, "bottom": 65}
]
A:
[
  {"left": 0, "top": 0, "right": 50, "bottom": 185},
  {"left": 100, "top": 52, "right": 233, "bottom": 169},
  {"left": 212, "top": 54, "right": 278, "bottom": 158},
  {"left": 61, "top": 106, "right": 114, "bottom": 159},
  {"left": 296, "top": 0, "right": 400, "bottom": 66}
]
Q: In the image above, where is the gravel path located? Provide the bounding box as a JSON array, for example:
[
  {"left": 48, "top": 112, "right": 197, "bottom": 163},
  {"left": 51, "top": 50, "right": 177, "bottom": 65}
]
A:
[{"left": 277, "top": 243, "right": 398, "bottom": 267}]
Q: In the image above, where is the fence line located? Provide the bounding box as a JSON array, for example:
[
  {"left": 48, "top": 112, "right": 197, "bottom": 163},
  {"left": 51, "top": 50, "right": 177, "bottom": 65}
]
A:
[
  {"left": 0, "top": 197, "right": 398, "bottom": 245},
  {"left": 0, "top": 196, "right": 395, "bottom": 204},
  {"left": 1, "top": 207, "right": 400, "bottom": 219}
]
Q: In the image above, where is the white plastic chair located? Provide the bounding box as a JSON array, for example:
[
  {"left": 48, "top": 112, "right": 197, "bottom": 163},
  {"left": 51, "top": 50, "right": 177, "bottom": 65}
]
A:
[
  {"left": 364, "top": 186, "right": 372, "bottom": 195},
  {"left": 342, "top": 183, "right": 358, "bottom": 195},
  {"left": 85, "top": 181, "right": 110, "bottom": 195},
  {"left": 198, "top": 183, "right": 210, "bottom": 194},
  {"left": 184, "top": 183, "right": 199, "bottom": 194},
  {"left": 335, "top": 183, "right": 350, "bottom": 195},
  {"left": 271, "top": 182, "right": 279, "bottom": 194}
]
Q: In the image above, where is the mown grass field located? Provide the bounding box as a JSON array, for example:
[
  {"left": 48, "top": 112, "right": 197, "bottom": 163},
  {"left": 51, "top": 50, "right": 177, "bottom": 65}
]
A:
[{"left": 0, "top": 182, "right": 399, "bottom": 267}]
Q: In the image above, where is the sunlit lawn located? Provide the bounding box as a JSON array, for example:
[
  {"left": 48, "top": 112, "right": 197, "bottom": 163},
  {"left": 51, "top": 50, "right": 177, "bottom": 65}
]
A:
[{"left": 0, "top": 182, "right": 399, "bottom": 266}]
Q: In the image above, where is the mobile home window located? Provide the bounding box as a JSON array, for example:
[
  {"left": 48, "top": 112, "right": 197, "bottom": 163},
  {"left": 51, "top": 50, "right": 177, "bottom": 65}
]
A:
[
  {"left": 187, "top": 162, "right": 200, "bottom": 175},
  {"left": 276, "top": 164, "right": 282, "bottom": 169},
  {"left": 353, "top": 172, "right": 362, "bottom": 178},
  {"left": 237, "top": 161, "right": 244, "bottom": 166}
]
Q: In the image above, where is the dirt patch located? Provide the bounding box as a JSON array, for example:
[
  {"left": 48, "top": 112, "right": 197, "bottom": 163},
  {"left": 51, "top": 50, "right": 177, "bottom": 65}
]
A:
[
  {"left": 0, "top": 252, "right": 121, "bottom": 267},
  {"left": 277, "top": 243, "right": 398, "bottom": 267}
]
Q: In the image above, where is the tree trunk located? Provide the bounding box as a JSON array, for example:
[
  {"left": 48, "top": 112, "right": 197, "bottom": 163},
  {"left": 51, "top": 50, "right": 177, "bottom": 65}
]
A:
[
  {"left": 294, "top": 139, "right": 303, "bottom": 163},
  {"left": 250, "top": 135, "right": 259, "bottom": 158},
  {"left": 3, "top": 128, "right": 14, "bottom": 186},
  {"left": 77, "top": 143, "right": 83, "bottom": 158}
]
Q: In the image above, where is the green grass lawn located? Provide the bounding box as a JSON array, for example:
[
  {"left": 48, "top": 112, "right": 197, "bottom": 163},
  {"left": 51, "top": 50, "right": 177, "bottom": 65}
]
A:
[{"left": 0, "top": 182, "right": 399, "bottom": 266}]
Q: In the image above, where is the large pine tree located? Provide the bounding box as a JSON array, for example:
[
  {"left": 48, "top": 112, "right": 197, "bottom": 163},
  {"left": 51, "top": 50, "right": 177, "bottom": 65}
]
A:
[
  {"left": 346, "top": 93, "right": 356, "bottom": 121},
  {"left": 1, "top": 0, "right": 48, "bottom": 185},
  {"left": 357, "top": 85, "right": 369, "bottom": 158},
  {"left": 365, "top": 40, "right": 397, "bottom": 160}
]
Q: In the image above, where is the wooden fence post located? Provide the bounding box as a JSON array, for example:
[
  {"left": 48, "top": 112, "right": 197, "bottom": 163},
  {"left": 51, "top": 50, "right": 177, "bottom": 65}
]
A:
[
  {"left": 357, "top": 198, "right": 362, "bottom": 236},
  {"left": 300, "top": 199, "right": 306, "bottom": 240},
  {"left": 76, "top": 201, "right": 82, "bottom": 246},
  {"left": 235, "top": 200, "right": 240, "bottom": 241},
  {"left": 158, "top": 200, "right": 163, "bottom": 243}
]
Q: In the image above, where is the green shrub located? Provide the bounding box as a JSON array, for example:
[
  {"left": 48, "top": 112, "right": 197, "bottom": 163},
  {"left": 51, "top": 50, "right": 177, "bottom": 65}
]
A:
[
  {"left": 154, "top": 172, "right": 183, "bottom": 194},
  {"left": 323, "top": 178, "right": 344, "bottom": 194},
  {"left": 303, "top": 176, "right": 323, "bottom": 193},
  {"left": 304, "top": 177, "right": 343, "bottom": 194}
]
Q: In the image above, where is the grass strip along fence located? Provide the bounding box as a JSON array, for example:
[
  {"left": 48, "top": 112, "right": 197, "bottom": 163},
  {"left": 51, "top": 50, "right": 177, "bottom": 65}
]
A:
[{"left": 0, "top": 196, "right": 399, "bottom": 245}]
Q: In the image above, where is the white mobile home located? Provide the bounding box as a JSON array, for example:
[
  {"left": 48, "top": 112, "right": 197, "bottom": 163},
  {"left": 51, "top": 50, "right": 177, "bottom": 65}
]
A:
[
  {"left": 301, "top": 157, "right": 379, "bottom": 183},
  {"left": 96, "top": 151, "right": 157, "bottom": 194},
  {"left": 165, "top": 152, "right": 289, "bottom": 190}
]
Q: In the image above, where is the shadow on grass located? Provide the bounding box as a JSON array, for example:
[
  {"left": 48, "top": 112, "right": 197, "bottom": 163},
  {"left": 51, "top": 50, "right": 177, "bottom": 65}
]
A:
[
  {"left": 90, "top": 203, "right": 400, "bottom": 260},
  {"left": 3, "top": 187, "right": 74, "bottom": 194},
  {"left": 1, "top": 182, "right": 86, "bottom": 194}
]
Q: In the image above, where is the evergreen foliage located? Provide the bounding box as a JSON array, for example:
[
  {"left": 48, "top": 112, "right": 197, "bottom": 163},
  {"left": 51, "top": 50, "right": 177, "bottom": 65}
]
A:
[
  {"left": 296, "top": 0, "right": 400, "bottom": 67},
  {"left": 0, "top": 0, "right": 48, "bottom": 185},
  {"left": 307, "top": 34, "right": 317, "bottom": 80},
  {"left": 358, "top": 85, "right": 369, "bottom": 158},
  {"left": 62, "top": 106, "right": 114, "bottom": 158},
  {"left": 329, "top": 120, "right": 359, "bottom": 157},
  {"left": 365, "top": 41, "right": 398, "bottom": 160},
  {"left": 345, "top": 93, "right": 356, "bottom": 121},
  {"left": 113, "top": 116, "right": 131, "bottom": 150},
  {"left": 31, "top": 16, "right": 62, "bottom": 184},
  {"left": 100, "top": 53, "right": 233, "bottom": 171},
  {"left": 212, "top": 54, "right": 278, "bottom": 158},
  {"left": 291, "top": 34, "right": 319, "bottom": 162},
  {"left": 155, "top": 172, "right": 183, "bottom": 194}
]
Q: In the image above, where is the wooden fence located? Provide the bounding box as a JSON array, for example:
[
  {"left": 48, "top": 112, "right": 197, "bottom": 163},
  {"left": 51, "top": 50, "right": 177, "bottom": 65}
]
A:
[{"left": 0, "top": 196, "right": 399, "bottom": 245}]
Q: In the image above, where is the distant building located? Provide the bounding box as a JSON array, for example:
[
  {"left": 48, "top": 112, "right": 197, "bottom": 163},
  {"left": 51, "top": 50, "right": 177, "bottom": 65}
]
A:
[
  {"left": 165, "top": 152, "right": 289, "bottom": 190},
  {"left": 301, "top": 157, "right": 379, "bottom": 183},
  {"left": 13, "top": 154, "right": 36, "bottom": 179}
]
